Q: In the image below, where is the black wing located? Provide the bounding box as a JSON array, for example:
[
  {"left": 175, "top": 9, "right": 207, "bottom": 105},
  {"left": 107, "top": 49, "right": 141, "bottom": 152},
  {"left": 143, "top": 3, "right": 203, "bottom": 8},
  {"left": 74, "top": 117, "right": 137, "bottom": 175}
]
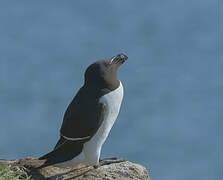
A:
[
  {"left": 60, "top": 87, "right": 106, "bottom": 140},
  {"left": 39, "top": 88, "right": 106, "bottom": 166}
]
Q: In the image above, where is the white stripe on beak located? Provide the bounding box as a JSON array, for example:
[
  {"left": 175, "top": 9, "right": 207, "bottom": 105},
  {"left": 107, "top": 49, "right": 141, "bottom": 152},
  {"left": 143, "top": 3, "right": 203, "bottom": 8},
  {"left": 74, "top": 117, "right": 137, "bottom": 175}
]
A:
[{"left": 110, "top": 56, "right": 116, "bottom": 64}]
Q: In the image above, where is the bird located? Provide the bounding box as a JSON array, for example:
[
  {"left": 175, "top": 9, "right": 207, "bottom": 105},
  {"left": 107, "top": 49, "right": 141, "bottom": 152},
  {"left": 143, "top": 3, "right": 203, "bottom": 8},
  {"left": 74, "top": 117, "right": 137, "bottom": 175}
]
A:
[{"left": 39, "top": 53, "right": 128, "bottom": 168}]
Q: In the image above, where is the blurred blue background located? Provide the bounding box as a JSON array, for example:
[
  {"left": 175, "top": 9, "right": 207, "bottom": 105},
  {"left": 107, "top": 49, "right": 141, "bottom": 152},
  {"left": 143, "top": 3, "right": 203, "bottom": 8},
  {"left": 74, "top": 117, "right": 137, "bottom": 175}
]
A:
[{"left": 0, "top": 1, "right": 223, "bottom": 179}]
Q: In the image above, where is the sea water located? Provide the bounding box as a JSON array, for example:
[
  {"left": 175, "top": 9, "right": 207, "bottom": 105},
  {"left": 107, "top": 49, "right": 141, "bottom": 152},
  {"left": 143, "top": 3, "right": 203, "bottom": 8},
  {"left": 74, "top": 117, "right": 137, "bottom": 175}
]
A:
[{"left": 0, "top": 1, "right": 223, "bottom": 179}]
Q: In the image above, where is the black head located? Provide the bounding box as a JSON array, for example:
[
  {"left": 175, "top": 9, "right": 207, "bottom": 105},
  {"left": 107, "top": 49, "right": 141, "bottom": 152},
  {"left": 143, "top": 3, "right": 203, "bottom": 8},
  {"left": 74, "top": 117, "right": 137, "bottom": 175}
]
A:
[{"left": 84, "top": 53, "right": 128, "bottom": 90}]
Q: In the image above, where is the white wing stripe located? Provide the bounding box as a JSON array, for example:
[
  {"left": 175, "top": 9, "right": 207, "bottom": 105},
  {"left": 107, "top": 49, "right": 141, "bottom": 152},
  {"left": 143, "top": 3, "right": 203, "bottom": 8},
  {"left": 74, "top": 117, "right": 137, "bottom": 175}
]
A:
[{"left": 61, "top": 133, "right": 91, "bottom": 141}]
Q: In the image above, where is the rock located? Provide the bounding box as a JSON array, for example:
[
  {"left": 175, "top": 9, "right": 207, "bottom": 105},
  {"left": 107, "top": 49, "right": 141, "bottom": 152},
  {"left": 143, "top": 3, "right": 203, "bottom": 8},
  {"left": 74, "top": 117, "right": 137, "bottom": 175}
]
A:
[{"left": 0, "top": 157, "right": 151, "bottom": 180}]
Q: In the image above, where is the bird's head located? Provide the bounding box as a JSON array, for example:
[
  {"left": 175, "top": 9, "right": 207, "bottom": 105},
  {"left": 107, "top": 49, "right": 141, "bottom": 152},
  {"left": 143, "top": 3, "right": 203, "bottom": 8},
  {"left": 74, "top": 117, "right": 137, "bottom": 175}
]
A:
[{"left": 84, "top": 53, "right": 128, "bottom": 90}]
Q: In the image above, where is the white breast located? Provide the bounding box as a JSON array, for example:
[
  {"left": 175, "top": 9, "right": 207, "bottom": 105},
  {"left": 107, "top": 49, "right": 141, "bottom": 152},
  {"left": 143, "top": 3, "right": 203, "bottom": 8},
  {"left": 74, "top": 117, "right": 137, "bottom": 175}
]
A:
[{"left": 83, "top": 81, "right": 124, "bottom": 164}]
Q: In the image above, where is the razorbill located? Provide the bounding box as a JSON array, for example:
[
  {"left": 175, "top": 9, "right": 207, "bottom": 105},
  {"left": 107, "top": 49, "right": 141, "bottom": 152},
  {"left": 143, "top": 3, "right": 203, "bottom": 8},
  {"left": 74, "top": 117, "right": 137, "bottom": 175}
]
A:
[{"left": 39, "top": 53, "right": 128, "bottom": 168}]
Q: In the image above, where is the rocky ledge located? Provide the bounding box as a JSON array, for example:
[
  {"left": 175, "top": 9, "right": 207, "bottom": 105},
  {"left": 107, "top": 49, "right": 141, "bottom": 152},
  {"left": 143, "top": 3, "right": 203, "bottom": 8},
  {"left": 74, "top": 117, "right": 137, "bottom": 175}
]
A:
[{"left": 0, "top": 158, "right": 151, "bottom": 180}]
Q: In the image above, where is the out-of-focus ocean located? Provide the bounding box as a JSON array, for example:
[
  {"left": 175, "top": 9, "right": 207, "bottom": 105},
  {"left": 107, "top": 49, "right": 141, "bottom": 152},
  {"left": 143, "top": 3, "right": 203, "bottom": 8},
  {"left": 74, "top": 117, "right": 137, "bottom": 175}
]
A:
[{"left": 0, "top": 1, "right": 222, "bottom": 179}]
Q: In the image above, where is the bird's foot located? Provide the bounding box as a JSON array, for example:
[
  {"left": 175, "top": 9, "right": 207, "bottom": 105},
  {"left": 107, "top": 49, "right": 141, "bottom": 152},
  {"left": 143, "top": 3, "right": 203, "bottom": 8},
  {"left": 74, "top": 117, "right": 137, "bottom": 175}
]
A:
[{"left": 94, "top": 157, "right": 125, "bottom": 169}]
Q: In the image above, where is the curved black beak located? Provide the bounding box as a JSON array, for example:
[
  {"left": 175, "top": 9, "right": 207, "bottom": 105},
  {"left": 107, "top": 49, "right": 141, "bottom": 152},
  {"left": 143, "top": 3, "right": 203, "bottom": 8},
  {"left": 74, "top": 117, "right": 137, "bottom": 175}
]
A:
[{"left": 112, "top": 53, "right": 128, "bottom": 64}]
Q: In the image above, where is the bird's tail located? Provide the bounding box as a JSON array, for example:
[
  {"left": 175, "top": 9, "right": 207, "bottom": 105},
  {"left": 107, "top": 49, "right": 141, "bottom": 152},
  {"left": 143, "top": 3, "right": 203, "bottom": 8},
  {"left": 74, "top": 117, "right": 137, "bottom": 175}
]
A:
[
  {"left": 38, "top": 136, "right": 84, "bottom": 169},
  {"left": 39, "top": 136, "right": 67, "bottom": 160}
]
